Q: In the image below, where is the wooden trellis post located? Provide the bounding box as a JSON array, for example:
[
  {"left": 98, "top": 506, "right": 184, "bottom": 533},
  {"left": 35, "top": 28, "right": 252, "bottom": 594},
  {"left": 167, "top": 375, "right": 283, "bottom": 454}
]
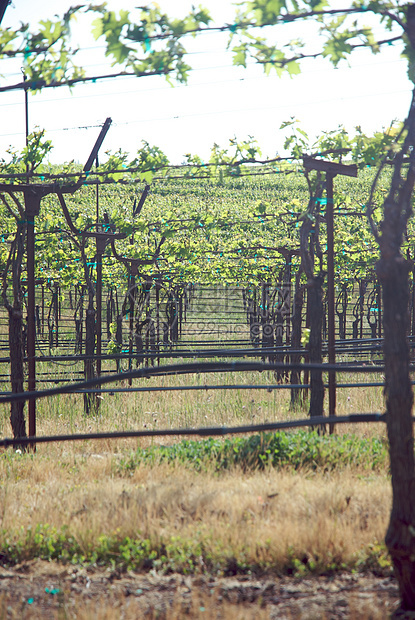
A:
[
  {"left": 303, "top": 156, "right": 358, "bottom": 431},
  {"left": 0, "top": 118, "right": 113, "bottom": 437}
]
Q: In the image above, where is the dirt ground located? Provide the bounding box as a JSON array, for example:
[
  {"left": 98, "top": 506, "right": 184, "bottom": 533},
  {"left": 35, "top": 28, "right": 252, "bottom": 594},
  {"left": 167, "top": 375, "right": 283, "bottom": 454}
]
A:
[{"left": 0, "top": 560, "right": 407, "bottom": 619}]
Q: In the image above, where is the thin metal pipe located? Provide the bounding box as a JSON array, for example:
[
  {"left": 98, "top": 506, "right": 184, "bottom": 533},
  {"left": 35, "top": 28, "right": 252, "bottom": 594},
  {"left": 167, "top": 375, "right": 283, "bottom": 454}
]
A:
[
  {"left": 0, "top": 360, "right": 393, "bottom": 407},
  {"left": 0, "top": 412, "right": 387, "bottom": 449},
  {"left": 74, "top": 381, "right": 386, "bottom": 393}
]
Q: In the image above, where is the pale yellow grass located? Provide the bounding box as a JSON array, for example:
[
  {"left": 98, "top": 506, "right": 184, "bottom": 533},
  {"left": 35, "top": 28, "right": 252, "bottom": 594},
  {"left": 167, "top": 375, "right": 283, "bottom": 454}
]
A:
[
  {"left": 0, "top": 442, "right": 390, "bottom": 572},
  {"left": 71, "top": 593, "right": 394, "bottom": 620},
  {"left": 0, "top": 373, "right": 394, "bottom": 620}
]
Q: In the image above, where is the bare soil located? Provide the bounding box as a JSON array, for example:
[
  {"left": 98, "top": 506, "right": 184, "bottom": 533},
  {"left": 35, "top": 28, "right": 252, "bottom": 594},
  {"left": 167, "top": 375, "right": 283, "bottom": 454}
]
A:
[{"left": 0, "top": 561, "right": 405, "bottom": 619}]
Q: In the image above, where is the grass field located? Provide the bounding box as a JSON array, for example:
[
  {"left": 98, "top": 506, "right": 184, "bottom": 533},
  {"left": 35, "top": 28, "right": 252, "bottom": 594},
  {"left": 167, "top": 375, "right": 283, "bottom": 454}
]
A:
[
  {"left": 0, "top": 354, "right": 397, "bottom": 618},
  {"left": 0, "top": 126, "right": 403, "bottom": 618},
  {"left": 0, "top": 375, "right": 390, "bottom": 548}
]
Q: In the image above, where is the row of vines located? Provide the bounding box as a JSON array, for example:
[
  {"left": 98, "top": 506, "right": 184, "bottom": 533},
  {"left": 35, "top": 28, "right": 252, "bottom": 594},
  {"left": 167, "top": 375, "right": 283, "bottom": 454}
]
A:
[
  {"left": 0, "top": 167, "right": 394, "bottom": 289},
  {"left": 0, "top": 142, "right": 411, "bottom": 435}
]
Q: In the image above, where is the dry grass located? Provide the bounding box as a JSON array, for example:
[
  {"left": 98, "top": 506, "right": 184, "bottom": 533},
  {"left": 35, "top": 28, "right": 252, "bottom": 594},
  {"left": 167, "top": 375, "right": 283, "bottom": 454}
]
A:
[
  {"left": 0, "top": 367, "right": 387, "bottom": 446},
  {"left": 69, "top": 592, "right": 396, "bottom": 620},
  {"left": 0, "top": 369, "right": 390, "bottom": 568},
  {"left": 74, "top": 595, "right": 272, "bottom": 620},
  {"left": 0, "top": 372, "right": 396, "bottom": 618},
  {"left": 0, "top": 443, "right": 390, "bottom": 571}
]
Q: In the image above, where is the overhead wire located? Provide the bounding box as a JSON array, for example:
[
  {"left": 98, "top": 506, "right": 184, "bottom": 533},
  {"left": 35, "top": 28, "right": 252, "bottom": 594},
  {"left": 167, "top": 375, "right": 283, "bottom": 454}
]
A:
[
  {"left": 0, "top": 53, "right": 407, "bottom": 98},
  {"left": 0, "top": 83, "right": 410, "bottom": 140},
  {"left": 1, "top": 6, "right": 402, "bottom": 59}
]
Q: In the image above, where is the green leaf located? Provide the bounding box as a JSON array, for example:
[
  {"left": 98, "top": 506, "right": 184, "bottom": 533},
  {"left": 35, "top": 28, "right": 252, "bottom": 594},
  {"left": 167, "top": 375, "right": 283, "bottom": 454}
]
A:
[{"left": 286, "top": 60, "right": 301, "bottom": 76}]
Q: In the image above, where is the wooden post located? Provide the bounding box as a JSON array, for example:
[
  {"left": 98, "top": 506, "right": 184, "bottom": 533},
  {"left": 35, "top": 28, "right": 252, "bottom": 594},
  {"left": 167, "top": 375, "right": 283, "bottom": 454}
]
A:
[
  {"left": 303, "top": 157, "right": 357, "bottom": 432},
  {"left": 326, "top": 173, "right": 336, "bottom": 432},
  {"left": 24, "top": 189, "right": 41, "bottom": 445},
  {"left": 0, "top": 117, "right": 113, "bottom": 433},
  {"left": 95, "top": 232, "right": 106, "bottom": 381}
]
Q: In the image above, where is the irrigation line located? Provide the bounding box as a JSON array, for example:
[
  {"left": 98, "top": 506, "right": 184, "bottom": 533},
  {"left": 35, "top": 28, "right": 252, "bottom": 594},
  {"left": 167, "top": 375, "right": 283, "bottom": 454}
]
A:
[
  {"left": 0, "top": 340, "right": 391, "bottom": 365},
  {"left": 75, "top": 384, "right": 310, "bottom": 394},
  {"left": 0, "top": 360, "right": 388, "bottom": 406},
  {"left": 73, "top": 380, "right": 390, "bottom": 394},
  {"left": 0, "top": 413, "right": 387, "bottom": 449},
  {"left": 0, "top": 380, "right": 390, "bottom": 391}
]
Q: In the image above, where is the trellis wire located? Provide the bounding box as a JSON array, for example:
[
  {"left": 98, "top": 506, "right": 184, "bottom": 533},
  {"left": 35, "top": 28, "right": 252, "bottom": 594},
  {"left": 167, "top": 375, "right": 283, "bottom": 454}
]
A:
[
  {"left": 0, "top": 360, "right": 389, "bottom": 406},
  {"left": 70, "top": 381, "right": 394, "bottom": 394},
  {"left": 0, "top": 340, "right": 390, "bottom": 363},
  {"left": 0, "top": 413, "right": 387, "bottom": 449}
]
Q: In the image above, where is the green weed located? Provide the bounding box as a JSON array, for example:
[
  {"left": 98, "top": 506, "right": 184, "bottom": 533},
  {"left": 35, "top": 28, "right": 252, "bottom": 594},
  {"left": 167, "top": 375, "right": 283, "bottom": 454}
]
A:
[{"left": 117, "top": 430, "right": 389, "bottom": 475}]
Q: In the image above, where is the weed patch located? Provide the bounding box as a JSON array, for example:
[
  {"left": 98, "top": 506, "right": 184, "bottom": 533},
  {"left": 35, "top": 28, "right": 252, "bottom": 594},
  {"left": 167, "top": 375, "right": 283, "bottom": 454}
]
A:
[
  {"left": 0, "top": 525, "right": 392, "bottom": 577},
  {"left": 117, "top": 431, "right": 389, "bottom": 475}
]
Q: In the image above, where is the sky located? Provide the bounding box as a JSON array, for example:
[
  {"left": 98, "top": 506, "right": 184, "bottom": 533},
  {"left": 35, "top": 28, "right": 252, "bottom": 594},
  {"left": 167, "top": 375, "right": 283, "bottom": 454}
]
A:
[{"left": 0, "top": 0, "right": 413, "bottom": 165}]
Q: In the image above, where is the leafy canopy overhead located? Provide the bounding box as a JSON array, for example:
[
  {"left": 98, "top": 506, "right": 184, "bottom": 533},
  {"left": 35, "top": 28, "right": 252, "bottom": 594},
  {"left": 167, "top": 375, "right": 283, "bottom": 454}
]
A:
[{"left": 0, "top": 0, "right": 410, "bottom": 92}]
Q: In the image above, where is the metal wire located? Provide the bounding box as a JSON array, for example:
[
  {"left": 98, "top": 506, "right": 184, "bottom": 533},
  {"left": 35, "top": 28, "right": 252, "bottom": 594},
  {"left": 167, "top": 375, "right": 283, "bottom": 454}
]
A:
[
  {"left": 0, "top": 413, "right": 387, "bottom": 449},
  {"left": 0, "top": 360, "right": 387, "bottom": 405},
  {"left": 0, "top": 336, "right": 392, "bottom": 364}
]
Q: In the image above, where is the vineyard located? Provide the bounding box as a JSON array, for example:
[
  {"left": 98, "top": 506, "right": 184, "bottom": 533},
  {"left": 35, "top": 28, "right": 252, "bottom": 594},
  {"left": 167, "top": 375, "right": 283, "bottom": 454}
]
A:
[
  {"left": 0, "top": 163, "right": 398, "bottom": 425},
  {"left": 0, "top": 158, "right": 405, "bottom": 618},
  {"left": 0, "top": 86, "right": 412, "bottom": 620},
  {"left": 1, "top": 166, "right": 385, "bottom": 288},
  {"left": 2, "top": 0, "right": 415, "bottom": 615}
]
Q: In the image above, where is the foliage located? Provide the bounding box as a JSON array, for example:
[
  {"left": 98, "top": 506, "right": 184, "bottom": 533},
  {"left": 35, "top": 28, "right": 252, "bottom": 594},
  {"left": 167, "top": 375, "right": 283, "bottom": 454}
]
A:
[
  {"left": 0, "top": 0, "right": 410, "bottom": 98},
  {"left": 0, "top": 3, "right": 213, "bottom": 89},
  {"left": 232, "top": 0, "right": 408, "bottom": 79},
  {"left": 0, "top": 129, "right": 53, "bottom": 176},
  {"left": 0, "top": 144, "right": 395, "bottom": 291},
  {"left": 22, "top": 129, "right": 53, "bottom": 174},
  {"left": 0, "top": 522, "right": 392, "bottom": 576},
  {"left": 1, "top": 7, "right": 86, "bottom": 90},
  {"left": 117, "top": 430, "right": 389, "bottom": 474},
  {"left": 130, "top": 141, "right": 171, "bottom": 184}
]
